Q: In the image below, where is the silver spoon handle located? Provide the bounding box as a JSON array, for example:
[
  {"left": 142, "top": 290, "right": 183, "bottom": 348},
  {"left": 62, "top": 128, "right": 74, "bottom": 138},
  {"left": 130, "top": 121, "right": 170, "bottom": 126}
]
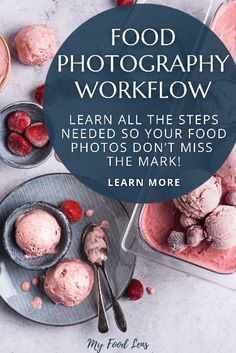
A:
[
  {"left": 101, "top": 266, "right": 127, "bottom": 333},
  {"left": 95, "top": 267, "right": 109, "bottom": 333}
]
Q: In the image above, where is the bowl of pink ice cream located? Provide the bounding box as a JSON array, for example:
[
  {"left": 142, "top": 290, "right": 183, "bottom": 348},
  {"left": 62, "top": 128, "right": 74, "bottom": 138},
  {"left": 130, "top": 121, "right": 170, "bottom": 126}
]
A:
[{"left": 3, "top": 201, "right": 71, "bottom": 270}]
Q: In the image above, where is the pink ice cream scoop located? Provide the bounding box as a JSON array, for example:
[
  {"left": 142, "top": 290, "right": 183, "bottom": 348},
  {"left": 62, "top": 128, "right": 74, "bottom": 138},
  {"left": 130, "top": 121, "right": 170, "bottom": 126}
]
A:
[
  {"left": 15, "top": 209, "right": 61, "bottom": 258},
  {"left": 217, "top": 144, "right": 236, "bottom": 190},
  {"left": 186, "top": 225, "right": 205, "bottom": 247},
  {"left": 13, "top": 25, "right": 58, "bottom": 66},
  {"left": 225, "top": 191, "right": 236, "bottom": 206},
  {"left": 174, "top": 176, "right": 222, "bottom": 219},
  {"left": 179, "top": 213, "right": 198, "bottom": 229},
  {"left": 84, "top": 225, "right": 107, "bottom": 264},
  {"left": 211, "top": 1, "right": 236, "bottom": 62},
  {"left": 44, "top": 259, "right": 94, "bottom": 307},
  {"left": 205, "top": 205, "right": 236, "bottom": 249}
]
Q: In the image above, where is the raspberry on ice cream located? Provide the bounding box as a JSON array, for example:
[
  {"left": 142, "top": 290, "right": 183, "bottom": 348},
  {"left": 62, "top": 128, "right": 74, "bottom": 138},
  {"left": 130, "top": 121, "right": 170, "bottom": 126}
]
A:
[
  {"left": 60, "top": 200, "right": 83, "bottom": 223},
  {"left": 168, "top": 231, "right": 187, "bottom": 252},
  {"left": 25, "top": 122, "right": 49, "bottom": 148},
  {"left": 7, "top": 111, "right": 31, "bottom": 133},
  {"left": 174, "top": 176, "right": 222, "bottom": 219},
  {"left": 15, "top": 209, "right": 61, "bottom": 258},
  {"left": 186, "top": 225, "right": 205, "bottom": 247},
  {"left": 14, "top": 25, "right": 58, "bottom": 66},
  {"left": 205, "top": 205, "right": 236, "bottom": 250},
  {"left": 7, "top": 132, "right": 32, "bottom": 156},
  {"left": 34, "top": 85, "right": 44, "bottom": 105},
  {"left": 125, "top": 279, "right": 144, "bottom": 301},
  {"left": 44, "top": 259, "right": 94, "bottom": 307}
]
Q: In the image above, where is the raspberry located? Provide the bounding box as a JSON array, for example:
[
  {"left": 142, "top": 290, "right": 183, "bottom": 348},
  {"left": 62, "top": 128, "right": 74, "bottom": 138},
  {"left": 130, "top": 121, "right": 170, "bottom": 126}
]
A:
[
  {"left": 117, "top": 0, "right": 135, "bottom": 6},
  {"left": 125, "top": 279, "right": 144, "bottom": 301},
  {"left": 34, "top": 85, "right": 44, "bottom": 105},
  {"left": 168, "top": 231, "right": 187, "bottom": 252},
  {"left": 25, "top": 122, "right": 49, "bottom": 148},
  {"left": 7, "top": 111, "right": 31, "bottom": 133},
  {"left": 187, "top": 226, "right": 205, "bottom": 247},
  {"left": 60, "top": 200, "right": 83, "bottom": 223},
  {"left": 7, "top": 132, "right": 32, "bottom": 156}
]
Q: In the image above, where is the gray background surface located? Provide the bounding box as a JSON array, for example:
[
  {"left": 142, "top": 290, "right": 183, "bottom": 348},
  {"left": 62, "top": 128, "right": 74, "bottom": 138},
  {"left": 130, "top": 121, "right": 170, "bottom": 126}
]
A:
[{"left": 0, "top": 1, "right": 235, "bottom": 353}]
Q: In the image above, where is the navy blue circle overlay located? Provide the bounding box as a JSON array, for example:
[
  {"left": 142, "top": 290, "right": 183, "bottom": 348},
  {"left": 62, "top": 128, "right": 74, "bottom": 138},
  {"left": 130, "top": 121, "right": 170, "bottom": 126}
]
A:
[{"left": 44, "top": 4, "right": 236, "bottom": 203}]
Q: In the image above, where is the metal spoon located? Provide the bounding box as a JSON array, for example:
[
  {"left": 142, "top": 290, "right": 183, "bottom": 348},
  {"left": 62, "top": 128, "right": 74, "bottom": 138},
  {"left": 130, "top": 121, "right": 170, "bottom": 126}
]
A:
[
  {"left": 82, "top": 224, "right": 127, "bottom": 333},
  {"left": 82, "top": 224, "right": 109, "bottom": 333}
]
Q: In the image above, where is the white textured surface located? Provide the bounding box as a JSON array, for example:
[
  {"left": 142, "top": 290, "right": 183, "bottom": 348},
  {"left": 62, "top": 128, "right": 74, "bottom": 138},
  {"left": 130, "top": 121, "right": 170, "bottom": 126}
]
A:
[{"left": 0, "top": 1, "right": 235, "bottom": 353}]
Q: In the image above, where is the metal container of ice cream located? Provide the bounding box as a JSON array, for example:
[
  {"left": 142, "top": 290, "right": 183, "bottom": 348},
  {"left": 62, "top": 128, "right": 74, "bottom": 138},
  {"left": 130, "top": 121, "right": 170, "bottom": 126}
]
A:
[{"left": 121, "top": 0, "right": 236, "bottom": 291}]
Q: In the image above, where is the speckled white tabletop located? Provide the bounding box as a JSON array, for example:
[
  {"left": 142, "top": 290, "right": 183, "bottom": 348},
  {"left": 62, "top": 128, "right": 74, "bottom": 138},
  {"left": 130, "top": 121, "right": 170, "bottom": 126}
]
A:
[{"left": 0, "top": 1, "right": 235, "bottom": 353}]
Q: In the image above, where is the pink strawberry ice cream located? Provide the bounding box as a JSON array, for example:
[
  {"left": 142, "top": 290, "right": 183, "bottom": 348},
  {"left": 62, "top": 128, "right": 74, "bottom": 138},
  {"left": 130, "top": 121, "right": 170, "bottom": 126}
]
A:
[
  {"left": 0, "top": 36, "right": 10, "bottom": 88},
  {"left": 141, "top": 201, "right": 236, "bottom": 273},
  {"left": 44, "top": 259, "right": 94, "bottom": 307},
  {"left": 174, "top": 176, "right": 222, "bottom": 219},
  {"left": 186, "top": 225, "right": 205, "bottom": 247},
  {"left": 140, "top": 140, "right": 236, "bottom": 273},
  {"left": 15, "top": 209, "right": 61, "bottom": 258},
  {"left": 140, "top": 165, "right": 236, "bottom": 273},
  {"left": 84, "top": 225, "right": 107, "bottom": 264},
  {"left": 211, "top": 0, "right": 236, "bottom": 62},
  {"left": 205, "top": 205, "right": 236, "bottom": 249},
  {"left": 179, "top": 213, "right": 198, "bottom": 229},
  {"left": 13, "top": 25, "right": 58, "bottom": 66},
  {"left": 225, "top": 190, "right": 236, "bottom": 206},
  {"left": 217, "top": 144, "right": 236, "bottom": 190}
]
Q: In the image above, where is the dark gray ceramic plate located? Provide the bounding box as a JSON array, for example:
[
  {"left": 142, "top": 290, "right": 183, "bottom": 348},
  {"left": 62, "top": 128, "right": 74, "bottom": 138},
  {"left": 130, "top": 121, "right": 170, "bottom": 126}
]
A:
[
  {"left": 0, "top": 173, "right": 135, "bottom": 326},
  {"left": 0, "top": 101, "right": 52, "bottom": 169}
]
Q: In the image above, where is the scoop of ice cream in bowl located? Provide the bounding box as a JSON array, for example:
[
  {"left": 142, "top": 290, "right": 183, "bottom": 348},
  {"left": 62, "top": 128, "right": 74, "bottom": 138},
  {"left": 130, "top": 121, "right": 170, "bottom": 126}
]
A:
[
  {"left": 3, "top": 202, "right": 71, "bottom": 270},
  {"left": 204, "top": 205, "right": 236, "bottom": 249},
  {"left": 174, "top": 176, "right": 222, "bottom": 219}
]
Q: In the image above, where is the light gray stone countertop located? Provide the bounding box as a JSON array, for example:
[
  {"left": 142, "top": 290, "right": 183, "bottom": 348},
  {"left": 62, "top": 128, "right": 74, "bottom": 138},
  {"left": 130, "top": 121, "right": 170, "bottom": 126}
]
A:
[{"left": 0, "top": 1, "right": 235, "bottom": 353}]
